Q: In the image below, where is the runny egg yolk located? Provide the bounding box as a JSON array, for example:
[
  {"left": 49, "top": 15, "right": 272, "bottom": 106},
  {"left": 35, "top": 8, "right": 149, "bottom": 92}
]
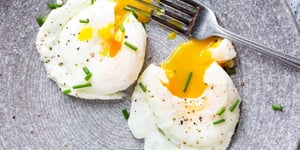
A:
[
  {"left": 77, "top": 0, "right": 151, "bottom": 57},
  {"left": 161, "top": 37, "right": 220, "bottom": 98},
  {"left": 97, "top": 23, "right": 122, "bottom": 57},
  {"left": 78, "top": 27, "right": 93, "bottom": 41},
  {"left": 114, "top": 0, "right": 152, "bottom": 24}
]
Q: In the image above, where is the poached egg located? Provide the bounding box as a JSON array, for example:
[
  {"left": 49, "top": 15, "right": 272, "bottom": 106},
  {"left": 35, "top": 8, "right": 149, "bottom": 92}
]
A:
[
  {"left": 128, "top": 38, "right": 241, "bottom": 149},
  {"left": 36, "top": 0, "right": 150, "bottom": 99}
]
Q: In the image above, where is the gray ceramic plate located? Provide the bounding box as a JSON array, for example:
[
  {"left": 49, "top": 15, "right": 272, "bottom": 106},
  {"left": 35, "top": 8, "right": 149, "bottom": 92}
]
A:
[{"left": 0, "top": 0, "right": 299, "bottom": 149}]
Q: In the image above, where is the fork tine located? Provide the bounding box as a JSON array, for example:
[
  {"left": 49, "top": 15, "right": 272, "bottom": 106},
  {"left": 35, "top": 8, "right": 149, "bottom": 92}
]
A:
[
  {"left": 134, "top": 0, "right": 192, "bottom": 25},
  {"left": 125, "top": 5, "right": 151, "bottom": 17},
  {"left": 164, "top": 10, "right": 192, "bottom": 25},
  {"left": 179, "top": 0, "right": 200, "bottom": 7},
  {"left": 151, "top": 14, "right": 188, "bottom": 34},
  {"left": 134, "top": 0, "right": 164, "bottom": 13},
  {"left": 126, "top": 1, "right": 190, "bottom": 34},
  {"left": 158, "top": 0, "right": 195, "bottom": 16}
]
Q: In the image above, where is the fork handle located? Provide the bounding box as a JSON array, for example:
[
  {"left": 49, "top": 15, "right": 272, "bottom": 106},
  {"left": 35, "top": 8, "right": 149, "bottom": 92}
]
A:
[{"left": 215, "top": 26, "right": 300, "bottom": 70}]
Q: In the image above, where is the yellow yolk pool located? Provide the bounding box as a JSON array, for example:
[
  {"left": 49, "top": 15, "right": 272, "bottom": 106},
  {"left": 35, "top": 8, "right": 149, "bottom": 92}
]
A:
[
  {"left": 78, "top": 27, "right": 93, "bottom": 41},
  {"left": 97, "top": 23, "right": 122, "bottom": 57},
  {"left": 161, "top": 37, "right": 220, "bottom": 98},
  {"left": 77, "top": 0, "right": 151, "bottom": 57}
]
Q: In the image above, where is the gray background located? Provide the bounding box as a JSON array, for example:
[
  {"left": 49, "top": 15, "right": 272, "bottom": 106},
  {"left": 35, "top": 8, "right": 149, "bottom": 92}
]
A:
[
  {"left": 0, "top": 0, "right": 299, "bottom": 149},
  {"left": 287, "top": 0, "right": 300, "bottom": 29}
]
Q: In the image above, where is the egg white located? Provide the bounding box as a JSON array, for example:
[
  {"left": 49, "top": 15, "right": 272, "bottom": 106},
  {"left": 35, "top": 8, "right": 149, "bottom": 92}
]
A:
[
  {"left": 209, "top": 39, "right": 236, "bottom": 63},
  {"left": 36, "top": 0, "right": 147, "bottom": 99},
  {"left": 128, "top": 39, "right": 240, "bottom": 149}
]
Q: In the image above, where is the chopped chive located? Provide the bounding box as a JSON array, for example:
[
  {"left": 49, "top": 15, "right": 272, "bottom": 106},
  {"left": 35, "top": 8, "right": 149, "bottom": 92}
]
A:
[
  {"left": 132, "top": 11, "right": 139, "bottom": 19},
  {"left": 47, "top": 3, "right": 62, "bottom": 9},
  {"left": 84, "top": 73, "right": 92, "bottom": 81},
  {"left": 79, "top": 19, "right": 89, "bottom": 24},
  {"left": 124, "top": 41, "right": 138, "bottom": 51},
  {"left": 83, "top": 67, "right": 92, "bottom": 81},
  {"left": 182, "top": 72, "right": 193, "bottom": 93},
  {"left": 82, "top": 66, "right": 91, "bottom": 75},
  {"left": 36, "top": 15, "right": 48, "bottom": 27},
  {"left": 123, "top": 7, "right": 139, "bottom": 19},
  {"left": 72, "top": 82, "right": 92, "bottom": 89},
  {"left": 63, "top": 89, "right": 71, "bottom": 95},
  {"left": 272, "top": 104, "right": 283, "bottom": 111},
  {"left": 123, "top": 6, "right": 133, "bottom": 11},
  {"left": 122, "top": 109, "right": 130, "bottom": 120},
  {"left": 119, "top": 24, "right": 125, "bottom": 32},
  {"left": 139, "top": 82, "right": 147, "bottom": 93},
  {"left": 224, "top": 67, "right": 236, "bottom": 75},
  {"left": 91, "top": 0, "right": 95, "bottom": 5},
  {"left": 216, "top": 107, "right": 226, "bottom": 116},
  {"left": 229, "top": 99, "right": 240, "bottom": 112},
  {"left": 125, "top": 5, "right": 151, "bottom": 17},
  {"left": 213, "top": 119, "right": 225, "bottom": 125}
]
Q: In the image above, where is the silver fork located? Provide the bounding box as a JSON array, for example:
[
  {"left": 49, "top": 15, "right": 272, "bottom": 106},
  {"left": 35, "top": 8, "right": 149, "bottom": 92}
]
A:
[{"left": 127, "top": 0, "right": 300, "bottom": 69}]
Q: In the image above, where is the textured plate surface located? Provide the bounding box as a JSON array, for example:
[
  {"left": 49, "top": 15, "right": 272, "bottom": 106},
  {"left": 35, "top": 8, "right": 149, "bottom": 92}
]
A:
[{"left": 0, "top": 0, "right": 300, "bottom": 149}]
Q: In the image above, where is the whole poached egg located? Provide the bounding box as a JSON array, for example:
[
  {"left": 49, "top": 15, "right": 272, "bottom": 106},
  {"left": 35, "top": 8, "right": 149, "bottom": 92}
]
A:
[
  {"left": 36, "top": 0, "right": 150, "bottom": 99},
  {"left": 128, "top": 38, "right": 241, "bottom": 149}
]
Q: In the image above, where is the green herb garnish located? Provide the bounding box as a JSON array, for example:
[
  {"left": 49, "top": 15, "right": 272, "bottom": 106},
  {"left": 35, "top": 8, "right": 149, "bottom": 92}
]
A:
[
  {"left": 91, "top": 0, "right": 95, "bottom": 5},
  {"left": 47, "top": 3, "right": 62, "bottom": 9},
  {"left": 122, "top": 109, "right": 130, "bottom": 120},
  {"left": 36, "top": 15, "right": 48, "bottom": 27},
  {"left": 79, "top": 19, "right": 89, "bottom": 24},
  {"left": 272, "top": 104, "right": 283, "bottom": 111},
  {"left": 182, "top": 72, "right": 193, "bottom": 93},
  {"left": 229, "top": 99, "right": 240, "bottom": 112},
  {"left": 132, "top": 11, "right": 138, "bottom": 19},
  {"left": 225, "top": 67, "right": 236, "bottom": 75},
  {"left": 139, "top": 82, "right": 147, "bottom": 93},
  {"left": 63, "top": 89, "right": 71, "bottom": 95},
  {"left": 124, "top": 41, "right": 138, "bottom": 51},
  {"left": 84, "top": 73, "right": 92, "bottom": 81},
  {"left": 123, "top": 6, "right": 139, "bottom": 19},
  {"left": 119, "top": 24, "right": 125, "bottom": 32},
  {"left": 82, "top": 67, "right": 92, "bottom": 81},
  {"left": 72, "top": 82, "right": 92, "bottom": 89},
  {"left": 213, "top": 119, "right": 225, "bottom": 125},
  {"left": 123, "top": 6, "right": 133, "bottom": 11},
  {"left": 83, "top": 67, "right": 91, "bottom": 75},
  {"left": 216, "top": 107, "right": 226, "bottom": 116}
]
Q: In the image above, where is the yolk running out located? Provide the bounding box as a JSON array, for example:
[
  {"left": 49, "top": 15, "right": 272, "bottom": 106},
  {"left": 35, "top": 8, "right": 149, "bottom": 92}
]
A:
[
  {"left": 114, "top": 0, "right": 152, "bottom": 25},
  {"left": 97, "top": 0, "right": 151, "bottom": 57},
  {"left": 97, "top": 23, "right": 122, "bottom": 57},
  {"left": 78, "top": 0, "right": 151, "bottom": 57},
  {"left": 161, "top": 37, "right": 220, "bottom": 98}
]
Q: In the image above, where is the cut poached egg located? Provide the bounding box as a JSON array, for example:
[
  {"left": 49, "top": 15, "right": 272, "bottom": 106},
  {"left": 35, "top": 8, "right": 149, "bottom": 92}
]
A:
[
  {"left": 128, "top": 38, "right": 240, "bottom": 149},
  {"left": 36, "top": 0, "right": 149, "bottom": 99}
]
